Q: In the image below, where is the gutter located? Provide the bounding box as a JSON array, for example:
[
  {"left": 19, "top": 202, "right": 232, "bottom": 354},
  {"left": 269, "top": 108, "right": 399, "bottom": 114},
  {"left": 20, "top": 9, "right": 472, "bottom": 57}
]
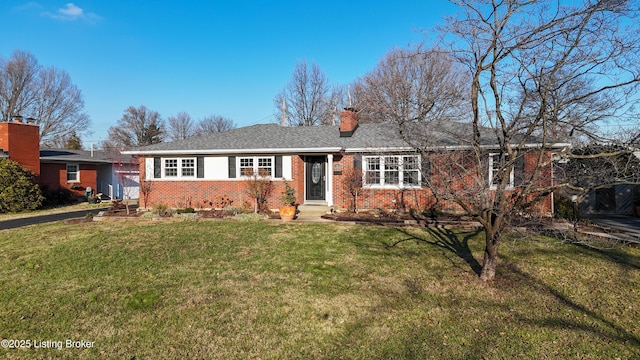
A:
[{"left": 122, "top": 147, "right": 344, "bottom": 156}]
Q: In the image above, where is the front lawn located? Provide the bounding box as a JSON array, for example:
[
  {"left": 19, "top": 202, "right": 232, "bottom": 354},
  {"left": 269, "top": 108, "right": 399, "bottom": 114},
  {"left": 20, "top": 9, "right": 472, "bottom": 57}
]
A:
[{"left": 0, "top": 220, "right": 638, "bottom": 359}]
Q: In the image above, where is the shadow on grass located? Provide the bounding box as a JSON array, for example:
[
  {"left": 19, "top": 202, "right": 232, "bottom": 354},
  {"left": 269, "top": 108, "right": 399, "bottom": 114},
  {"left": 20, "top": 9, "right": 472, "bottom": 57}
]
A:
[
  {"left": 387, "top": 227, "right": 484, "bottom": 276},
  {"left": 503, "top": 262, "right": 640, "bottom": 348},
  {"left": 570, "top": 242, "right": 640, "bottom": 271}
]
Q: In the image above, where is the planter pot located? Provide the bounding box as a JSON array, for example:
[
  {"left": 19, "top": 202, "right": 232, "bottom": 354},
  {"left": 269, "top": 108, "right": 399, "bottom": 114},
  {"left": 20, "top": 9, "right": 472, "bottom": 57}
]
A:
[{"left": 279, "top": 205, "right": 296, "bottom": 221}]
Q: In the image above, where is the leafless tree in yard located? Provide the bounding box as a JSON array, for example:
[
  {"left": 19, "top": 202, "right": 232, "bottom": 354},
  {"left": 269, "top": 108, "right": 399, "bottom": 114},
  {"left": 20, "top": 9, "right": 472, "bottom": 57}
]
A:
[
  {"left": 194, "top": 114, "right": 236, "bottom": 136},
  {"left": 352, "top": 46, "right": 469, "bottom": 125},
  {"left": 103, "top": 105, "right": 164, "bottom": 151},
  {"left": 0, "top": 50, "right": 90, "bottom": 146},
  {"left": 392, "top": 0, "right": 640, "bottom": 281},
  {"left": 166, "top": 111, "right": 195, "bottom": 140},
  {"left": 274, "top": 60, "right": 339, "bottom": 126}
]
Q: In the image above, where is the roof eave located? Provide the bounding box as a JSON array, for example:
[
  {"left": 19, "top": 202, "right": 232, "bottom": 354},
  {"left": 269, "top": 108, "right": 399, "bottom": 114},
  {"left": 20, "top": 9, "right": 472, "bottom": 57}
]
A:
[{"left": 122, "top": 147, "right": 344, "bottom": 156}]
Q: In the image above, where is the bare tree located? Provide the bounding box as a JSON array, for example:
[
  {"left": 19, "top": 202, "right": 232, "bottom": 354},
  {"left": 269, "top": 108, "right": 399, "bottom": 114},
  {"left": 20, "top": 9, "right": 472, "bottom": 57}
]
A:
[
  {"left": 0, "top": 50, "right": 90, "bottom": 145},
  {"left": 103, "top": 105, "right": 164, "bottom": 151},
  {"left": 194, "top": 114, "right": 236, "bottom": 136},
  {"left": 166, "top": 111, "right": 195, "bottom": 141},
  {"left": 395, "top": 0, "right": 640, "bottom": 281},
  {"left": 352, "top": 46, "right": 469, "bottom": 125},
  {"left": 274, "top": 61, "right": 339, "bottom": 126}
]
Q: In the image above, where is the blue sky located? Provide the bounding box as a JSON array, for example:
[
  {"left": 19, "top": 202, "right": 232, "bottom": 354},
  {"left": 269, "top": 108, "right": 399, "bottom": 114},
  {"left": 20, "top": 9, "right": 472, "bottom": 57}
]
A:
[{"left": 1, "top": 1, "right": 456, "bottom": 146}]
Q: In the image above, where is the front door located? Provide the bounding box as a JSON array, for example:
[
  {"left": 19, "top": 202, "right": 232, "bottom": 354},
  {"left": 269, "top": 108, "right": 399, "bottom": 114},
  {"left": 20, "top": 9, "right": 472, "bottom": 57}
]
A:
[{"left": 305, "top": 156, "right": 325, "bottom": 201}]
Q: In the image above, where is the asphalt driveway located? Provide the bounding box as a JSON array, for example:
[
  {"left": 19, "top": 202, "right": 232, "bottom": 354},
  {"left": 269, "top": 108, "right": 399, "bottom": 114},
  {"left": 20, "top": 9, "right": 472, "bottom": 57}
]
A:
[
  {"left": 0, "top": 207, "right": 108, "bottom": 230},
  {"left": 585, "top": 215, "right": 640, "bottom": 240}
]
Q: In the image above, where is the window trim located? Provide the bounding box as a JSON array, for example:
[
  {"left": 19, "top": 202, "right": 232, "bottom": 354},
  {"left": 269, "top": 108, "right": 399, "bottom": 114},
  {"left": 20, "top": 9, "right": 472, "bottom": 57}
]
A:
[
  {"left": 66, "top": 163, "right": 79, "bottom": 183},
  {"left": 162, "top": 157, "right": 197, "bottom": 179},
  {"left": 363, "top": 155, "right": 421, "bottom": 188},
  {"left": 238, "top": 156, "right": 275, "bottom": 178},
  {"left": 488, "top": 153, "right": 515, "bottom": 190}
]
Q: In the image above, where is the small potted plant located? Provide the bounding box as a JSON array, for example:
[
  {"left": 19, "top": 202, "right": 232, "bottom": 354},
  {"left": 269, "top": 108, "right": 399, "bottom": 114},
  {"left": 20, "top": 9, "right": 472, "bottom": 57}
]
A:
[{"left": 279, "top": 181, "right": 297, "bottom": 221}]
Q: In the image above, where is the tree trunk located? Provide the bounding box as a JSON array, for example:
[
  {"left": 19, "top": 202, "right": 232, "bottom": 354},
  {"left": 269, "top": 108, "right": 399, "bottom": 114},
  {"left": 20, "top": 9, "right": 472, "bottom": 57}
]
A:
[{"left": 480, "top": 229, "right": 501, "bottom": 281}]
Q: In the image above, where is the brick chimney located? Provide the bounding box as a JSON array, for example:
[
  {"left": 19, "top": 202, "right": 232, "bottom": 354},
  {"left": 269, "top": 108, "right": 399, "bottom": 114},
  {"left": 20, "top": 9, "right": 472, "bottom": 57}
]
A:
[
  {"left": 0, "top": 119, "right": 40, "bottom": 176},
  {"left": 339, "top": 108, "right": 359, "bottom": 137}
]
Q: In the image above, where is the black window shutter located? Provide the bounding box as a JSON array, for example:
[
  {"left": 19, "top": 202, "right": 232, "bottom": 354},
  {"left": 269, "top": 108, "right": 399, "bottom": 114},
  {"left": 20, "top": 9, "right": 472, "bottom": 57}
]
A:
[
  {"left": 421, "top": 155, "right": 431, "bottom": 188},
  {"left": 228, "top": 156, "right": 236, "bottom": 178},
  {"left": 353, "top": 154, "right": 362, "bottom": 171},
  {"left": 153, "top": 157, "right": 161, "bottom": 178},
  {"left": 514, "top": 152, "right": 525, "bottom": 187},
  {"left": 275, "top": 155, "right": 283, "bottom": 178},
  {"left": 197, "top": 156, "right": 204, "bottom": 178}
]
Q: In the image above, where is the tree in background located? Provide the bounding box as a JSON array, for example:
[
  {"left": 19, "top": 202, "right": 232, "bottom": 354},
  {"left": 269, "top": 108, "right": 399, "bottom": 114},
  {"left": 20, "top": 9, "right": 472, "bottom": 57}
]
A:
[
  {"left": 194, "top": 114, "right": 236, "bottom": 136},
  {"left": 103, "top": 105, "right": 164, "bottom": 150},
  {"left": 166, "top": 111, "right": 195, "bottom": 141},
  {"left": 395, "top": 0, "right": 640, "bottom": 281},
  {"left": 0, "top": 50, "right": 90, "bottom": 146},
  {"left": 352, "top": 46, "right": 468, "bottom": 125},
  {"left": 0, "top": 159, "right": 44, "bottom": 213},
  {"left": 273, "top": 61, "right": 340, "bottom": 126},
  {"left": 63, "top": 131, "right": 83, "bottom": 149}
]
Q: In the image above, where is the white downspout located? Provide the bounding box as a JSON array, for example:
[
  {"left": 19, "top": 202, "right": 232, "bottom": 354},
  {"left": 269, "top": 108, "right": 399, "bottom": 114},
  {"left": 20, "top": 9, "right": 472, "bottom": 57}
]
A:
[{"left": 327, "top": 154, "right": 333, "bottom": 206}]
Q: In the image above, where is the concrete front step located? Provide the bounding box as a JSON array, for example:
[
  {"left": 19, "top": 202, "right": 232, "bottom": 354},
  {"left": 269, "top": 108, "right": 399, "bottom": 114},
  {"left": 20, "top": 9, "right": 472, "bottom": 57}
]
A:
[{"left": 295, "top": 204, "right": 331, "bottom": 221}]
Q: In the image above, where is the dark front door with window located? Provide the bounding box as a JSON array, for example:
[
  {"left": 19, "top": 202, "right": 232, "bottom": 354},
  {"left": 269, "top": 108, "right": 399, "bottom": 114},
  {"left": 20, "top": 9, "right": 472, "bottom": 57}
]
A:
[{"left": 305, "top": 156, "right": 325, "bottom": 201}]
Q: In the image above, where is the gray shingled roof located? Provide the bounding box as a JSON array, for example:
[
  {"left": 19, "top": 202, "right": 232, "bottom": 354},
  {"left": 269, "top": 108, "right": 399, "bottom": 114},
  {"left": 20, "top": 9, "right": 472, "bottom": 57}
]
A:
[
  {"left": 123, "top": 121, "right": 547, "bottom": 155},
  {"left": 124, "top": 123, "right": 446, "bottom": 155}
]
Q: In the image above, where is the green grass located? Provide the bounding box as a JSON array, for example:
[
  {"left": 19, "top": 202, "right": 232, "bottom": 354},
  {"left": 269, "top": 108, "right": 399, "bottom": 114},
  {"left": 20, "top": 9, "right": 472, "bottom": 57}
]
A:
[{"left": 0, "top": 220, "right": 638, "bottom": 359}]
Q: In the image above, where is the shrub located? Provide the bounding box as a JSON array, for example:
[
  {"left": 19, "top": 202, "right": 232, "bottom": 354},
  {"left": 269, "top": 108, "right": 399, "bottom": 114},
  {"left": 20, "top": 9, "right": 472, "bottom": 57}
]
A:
[
  {"left": 0, "top": 159, "right": 44, "bottom": 213},
  {"left": 244, "top": 172, "right": 274, "bottom": 214},
  {"left": 554, "top": 195, "right": 577, "bottom": 220},
  {"left": 176, "top": 207, "right": 195, "bottom": 214},
  {"left": 153, "top": 203, "right": 172, "bottom": 217},
  {"left": 234, "top": 213, "right": 268, "bottom": 222},
  {"left": 223, "top": 205, "right": 247, "bottom": 217},
  {"left": 280, "top": 181, "right": 297, "bottom": 206},
  {"left": 40, "top": 186, "right": 77, "bottom": 206}
]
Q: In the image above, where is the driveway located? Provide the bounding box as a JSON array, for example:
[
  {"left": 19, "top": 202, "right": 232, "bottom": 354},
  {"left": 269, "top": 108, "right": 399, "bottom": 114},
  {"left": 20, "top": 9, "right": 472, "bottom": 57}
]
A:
[
  {"left": 0, "top": 207, "right": 109, "bottom": 230},
  {"left": 585, "top": 215, "right": 640, "bottom": 241}
]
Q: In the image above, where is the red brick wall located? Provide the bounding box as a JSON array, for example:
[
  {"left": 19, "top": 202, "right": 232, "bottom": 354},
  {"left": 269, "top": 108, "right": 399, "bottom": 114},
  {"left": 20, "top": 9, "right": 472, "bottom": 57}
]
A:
[
  {"left": 39, "top": 162, "right": 97, "bottom": 197},
  {"left": 332, "top": 152, "right": 553, "bottom": 215},
  {"left": 138, "top": 157, "right": 305, "bottom": 209},
  {"left": 0, "top": 122, "right": 40, "bottom": 176},
  {"left": 138, "top": 152, "right": 554, "bottom": 215}
]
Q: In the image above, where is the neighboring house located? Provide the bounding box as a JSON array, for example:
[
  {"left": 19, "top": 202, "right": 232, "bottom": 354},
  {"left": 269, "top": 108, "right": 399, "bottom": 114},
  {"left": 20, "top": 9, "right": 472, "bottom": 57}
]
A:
[
  {"left": 580, "top": 184, "right": 640, "bottom": 215},
  {"left": 0, "top": 118, "right": 139, "bottom": 200},
  {"left": 40, "top": 149, "right": 139, "bottom": 200},
  {"left": 123, "top": 109, "right": 565, "bottom": 215}
]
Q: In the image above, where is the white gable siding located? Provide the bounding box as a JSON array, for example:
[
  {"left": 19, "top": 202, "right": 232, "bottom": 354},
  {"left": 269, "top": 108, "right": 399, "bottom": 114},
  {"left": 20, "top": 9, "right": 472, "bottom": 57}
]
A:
[
  {"left": 206, "top": 156, "right": 229, "bottom": 180},
  {"left": 145, "top": 155, "right": 291, "bottom": 180}
]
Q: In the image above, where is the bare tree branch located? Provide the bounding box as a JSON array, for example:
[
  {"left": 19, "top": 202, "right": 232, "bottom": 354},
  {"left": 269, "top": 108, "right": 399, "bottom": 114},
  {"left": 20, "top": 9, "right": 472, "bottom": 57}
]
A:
[
  {"left": 0, "top": 50, "right": 90, "bottom": 146},
  {"left": 274, "top": 61, "right": 339, "bottom": 126}
]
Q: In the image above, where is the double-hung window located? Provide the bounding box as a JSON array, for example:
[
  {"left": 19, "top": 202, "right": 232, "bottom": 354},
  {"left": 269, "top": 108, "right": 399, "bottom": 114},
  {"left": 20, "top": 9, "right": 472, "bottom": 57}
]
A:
[
  {"left": 239, "top": 156, "right": 273, "bottom": 177},
  {"left": 163, "top": 158, "right": 196, "bottom": 178},
  {"left": 181, "top": 158, "right": 195, "bottom": 177},
  {"left": 363, "top": 155, "right": 420, "bottom": 188},
  {"left": 488, "top": 153, "right": 514, "bottom": 189},
  {"left": 66, "top": 164, "right": 79, "bottom": 182}
]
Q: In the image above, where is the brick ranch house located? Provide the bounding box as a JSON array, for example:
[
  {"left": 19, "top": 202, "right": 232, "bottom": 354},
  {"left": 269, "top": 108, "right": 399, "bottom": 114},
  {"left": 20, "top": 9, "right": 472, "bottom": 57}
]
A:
[
  {"left": 0, "top": 118, "right": 139, "bottom": 200},
  {"left": 123, "top": 109, "right": 567, "bottom": 215}
]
